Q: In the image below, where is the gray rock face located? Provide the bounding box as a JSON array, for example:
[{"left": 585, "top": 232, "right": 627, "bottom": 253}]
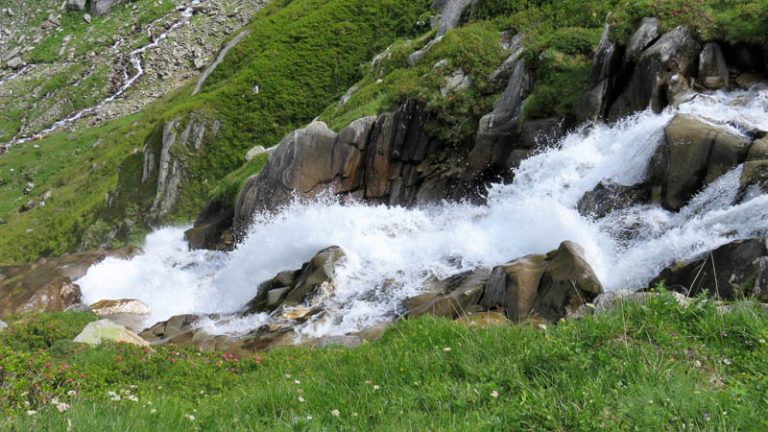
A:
[
  {"left": 67, "top": 0, "right": 87, "bottom": 11},
  {"left": 6, "top": 56, "right": 23, "bottom": 69},
  {"left": 74, "top": 319, "right": 150, "bottom": 346},
  {"left": 578, "top": 23, "right": 620, "bottom": 122},
  {"left": 649, "top": 114, "right": 751, "bottom": 210},
  {"left": 91, "top": 0, "right": 121, "bottom": 16},
  {"left": 624, "top": 17, "right": 660, "bottom": 62},
  {"left": 577, "top": 182, "right": 651, "bottom": 219},
  {"left": 481, "top": 241, "right": 603, "bottom": 322},
  {"left": 609, "top": 27, "right": 701, "bottom": 119},
  {"left": 650, "top": 238, "right": 768, "bottom": 300},
  {"left": 234, "top": 101, "right": 452, "bottom": 235},
  {"left": 698, "top": 42, "right": 730, "bottom": 90},
  {"left": 488, "top": 33, "right": 525, "bottom": 86},
  {"left": 409, "top": 0, "right": 473, "bottom": 65},
  {"left": 465, "top": 59, "right": 531, "bottom": 180}
]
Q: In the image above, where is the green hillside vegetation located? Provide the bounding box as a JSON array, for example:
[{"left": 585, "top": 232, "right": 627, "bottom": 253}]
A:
[{"left": 2, "top": 292, "right": 767, "bottom": 430}]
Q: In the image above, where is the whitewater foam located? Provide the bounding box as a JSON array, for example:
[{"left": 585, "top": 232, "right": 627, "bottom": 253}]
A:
[{"left": 78, "top": 89, "right": 768, "bottom": 337}]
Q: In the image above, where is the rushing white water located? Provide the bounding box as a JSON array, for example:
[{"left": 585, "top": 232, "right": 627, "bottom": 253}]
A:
[
  {"left": 1, "top": 5, "right": 196, "bottom": 149},
  {"left": 78, "top": 89, "right": 768, "bottom": 337}
]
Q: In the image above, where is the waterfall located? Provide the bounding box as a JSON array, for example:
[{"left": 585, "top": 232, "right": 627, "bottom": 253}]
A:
[{"left": 77, "top": 89, "right": 768, "bottom": 336}]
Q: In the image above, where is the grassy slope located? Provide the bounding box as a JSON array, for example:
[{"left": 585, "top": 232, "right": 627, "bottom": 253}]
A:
[
  {"left": 0, "top": 0, "right": 431, "bottom": 264},
  {"left": 1, "top": 292, "right": 767, "bottom": 430}
]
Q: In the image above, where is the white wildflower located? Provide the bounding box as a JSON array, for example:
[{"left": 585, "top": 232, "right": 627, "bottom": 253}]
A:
[
  {"left": 126, "top": 395, "right": 139, "bottom": 402},
  {"left": 491, "top": 390, "right": 499, "bottom": 399},
  {"left": 184, "top": 414, "right": 195, "bottom": 421},
  {"left": 26, "top": 410, "right": 37, "bottom": 416},
  {"left": 373, "top": 385, "right": 380, "bottom": 391},
  {"left": 298, "top": 396, "right": 305, "bottom": 403},
  {"left": 331, "top": 409, "right": 340, "bottom": 417},
  {"left": 443, "top": 347, "right": 451, "bottom": 352}
]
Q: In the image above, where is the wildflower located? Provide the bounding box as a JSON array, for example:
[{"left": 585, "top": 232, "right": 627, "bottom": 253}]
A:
[
  {"left": 54, "top": 401, "right": 71, "bottom": 412},
  {"left": 491, "top": 390, "right": 499, "bottom": 399},
  {"left": 306, "top": 416, "right": 313, "bottom": 420},
  {"left": 331, "top": 409, "right": 340, "bottom": 417},
  {"left": 298, "top": 396, "right": 305, "bottom": 403},
  {"left": 365, "top": 380, "right": 372, "bottom": 385},
  {"left": 723, "top": 358, "right": 732, "bottom": 366},
  {"left": 108, "top": 391, "right": 121, "bottom": 401},
  {"left": 184, "top": 414, "right": 196, "bottom": 421},
  {"left": 294, "top": 380, "right": 301, "bottom": 384},
  {"left": 373, "top": 385, "right": 380, "bottom": 391},
  {"left": 759, "top": 339, "right": 766, "bottom": 344},
  {"left": 285, "top": 374, "right": 292, "bottom": 379},
  {"left": 67, "top": 390, "right": 77, "bottom": 397},
  {"left": 150, "top": 408, "right": 158, "bottom": 414},
  {"left": 537, "top": 323, "right": 548, "bottom": 331},
  {"left": 26, "top": 410, "right": 37, "bottom": 416},
  {"left": 126, "top": 395, "right": 139, "bottom": 402},
  {"left": 694, "top": 360, "right": 702, "bottom": 368},
  {"left": 443, "top": 347, "right": 451, "bottom": 352},
  {"left": 352, "top": 412, "right": 358, "bottom": 417}
]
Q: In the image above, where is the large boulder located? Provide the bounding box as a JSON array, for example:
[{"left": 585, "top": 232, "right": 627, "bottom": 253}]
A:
[
  {"left": 649, "top": 114, "right": 751, "bottom": 210},
  {"left": 184, "top": 198, "right": 235, "bottom": 251},
  {"left": 737, "top": 160, "right": 768, "bottom": 201},
  {"left": 67, "top": 0, "right": 87, "bottom": 11},
  {"left": 74, "top": 320, "right": 150, "bottom": 347},
  {"left": 577, "top": 182, "right": 651, "bottom": 218},
  {"left": 91, "top": 0, "right": 121, "bottom": 15},
  {"left": 650, "top": 238, "right": 768, "bottom": 300},
  {"left": 609, "top": 27, "right": 701, "bottom": 119},
  {"left": 405, "top": 269, "right": 490, "bottom": 318},
  {"left": 481, "top": 241, "right": 603, "bottom": 322},
  {"left": 698, "top": 42, "right": 730, "bottom": 90},
  {"left": 624, "top": 17, "right": 660, "bottom": 63}
]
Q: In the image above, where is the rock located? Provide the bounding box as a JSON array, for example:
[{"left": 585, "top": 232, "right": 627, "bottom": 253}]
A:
[
  {"left": 578, "top": 23, "right": 621, "bottom": 122},
  {"left": 487, "top": 33, "right": 524, "bottom": 86},
  {"left": 735, "top": 72, "right": 763, "bottom": 90},
  {"left": 591, "top": 289, "right": 690, "bottom": 315},
  {"left": 481, "top": 241, "right": 603, "bottom": 322},
  {"left": 609, "top": 27, "right": 701, "bottom": 119},
  {"left": 441, "top": 69, "right": 473, "bottom": 96},
  {"left": 578, "top": 182, "right": 651, "bottom": 218},
  {"left": 405, "top": 269, "right": 490, "bottom": 318},
  {"left": 0, "top": 248, "right": 137, "bottom": 318},
  {"left": 747, "top": 137, "right": 768, "bottom": 161},
  {"left": 83, "top": 13, "right": 92, "bottom": 24},
  {"left": 0, "top": 320, "right": 6, "bottom": 332},
  {"left": 6, "top": 56, "right": 24, "bottom": 69},
  {"left": 408, "top": 0, "right": 473, "bottom": 65},
  {"left": 90, "top": 299, "right": 151, "bottom": 332},
  {"left": 338, "top": 85, "right": 359, "bottom": 107},
  {"left": 68, "top": 0, "right": 87, "bottom": 11},
  {"left": 649, "top": 114, "right": 751, "bottom": 210},
  {"left": 245, "top": 246, "right": 345, "bottom": 321},
  {"left": 244, "top": 145, "right": 266, "bottom": 161},
  {"left": 64, "top": 303, "right": 92, "bottom": 313},
  {"left": 184, "top": 198, "right": 235, "bottom": 251},
  {"left": 74, "top": 320, "right": 150, "bottom": 347},
  {"left": 624, "top": 17, "right": 660, "bottom": 63},
  {"left": 91, "top": 0, "right": 120, "bottom": 16},
  {"left": 465, "top": 59, "right": 530, "bottom": 180},
  {"left": 650, "top": 238, "right": 768, "bottom": 300},
  {"left": 698, "top": 42, "right": 729, "bottom": 90},
  {"left": 737, "top": 160, "right": 768, "bottom": 201}
]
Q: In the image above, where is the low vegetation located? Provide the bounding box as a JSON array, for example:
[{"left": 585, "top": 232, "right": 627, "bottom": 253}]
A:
[{"left": 1, "top": 292, "right": 767, "bottom": 430}]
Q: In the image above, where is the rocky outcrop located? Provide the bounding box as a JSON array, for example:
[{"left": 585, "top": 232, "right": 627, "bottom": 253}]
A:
[
  {"left": 91, "top": 0, "right": 122, "bottom": 16},
  {"left": 185, "top": 198, "right": 236, "bottom": 251},
  {"left": 579, "top": 23, "right": 622, "bottom": 122},
  {"left": 67, "top": 0, "right": 87, "bottom": 11},
  {"left": 409, "top": 0, "right": 474, "bottom": 65},
  {"left": 0, "top": 248, "right": 136, "bottom": 318},
  {"left": 650, "top": 238, "right": 768, "bottom": 300},
  {"left": 74, "top": 319, "right": 150, "bottom": 346},
  {"left": 609, "top": 26, "right": 701, "bottom": 119},
  {"left": 481, "top": 241, "right": 603, "bottom": 321},
  {"left": 233, "top": 102, "right": 463, "bottom": 235},
  {"left": 649, "top": 114, "right": 751, "bottom": 210},
  {"left": 624, "top": 17, "right": 660, "bottom": 63}
]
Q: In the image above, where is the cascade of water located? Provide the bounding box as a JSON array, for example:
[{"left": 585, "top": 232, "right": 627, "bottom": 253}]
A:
[{"left": 78, "top": 89, "right": 768, "bottom": 336}]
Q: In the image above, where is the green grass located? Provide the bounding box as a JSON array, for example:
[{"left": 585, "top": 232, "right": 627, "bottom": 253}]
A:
[{"left": 2, "top": 292, "right": 767, "bottom": 430}]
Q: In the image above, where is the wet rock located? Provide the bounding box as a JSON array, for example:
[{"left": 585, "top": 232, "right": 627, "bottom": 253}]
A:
[
  {"left": 698, "top": 42, "right": 729, "bottom": 90},
  {"left": 737, "top": 160, "right": 768, "bottom": 201},
  {"left": 74, "top": 319, "right": 150, "bottom": 347},
  {"left": 245, "top": 246, "right": 345, "bottom": 321},
  {"left": 609, "top": 27, "right": 701, "bottom": 119},
  {"left": 578, "top": 182, "right": 651, "bottom": 218},
  {"left": 184, "top": 198, "right": 235, "bottom": 251},
  {"left": 405, "top": 269, "right": 490, "bottom": 318},
  {"left": 649, "top": 114, "right": 751, "bottom": 210},
  {"left": 650, "top": 238, "right": 768, "bottom": 300},
  {"left": 747, "top": 137, "right": 768, "bottom": 161},
  {"left": 735, "top": 72, "right": 764, "bottom": 90},
  {"left": 90, "top": 299, "right": 151, "bottom": 332},
  {"left": 481, "top": 241, "right": 603, "bottom": 322}
]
